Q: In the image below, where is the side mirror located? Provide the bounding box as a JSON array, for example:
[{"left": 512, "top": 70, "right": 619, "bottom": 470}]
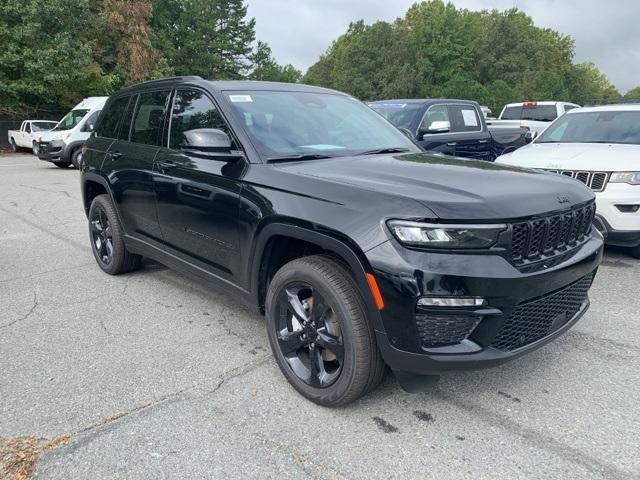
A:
[
  {"left": 524, "top": 130, "right": 538, "bottom": 143},
  {"left": 83, "top": 123, "right": 95, "bottom": 133},
  {"left": 180, "top": 128, "right": 243, "bottom": 161},
  {"left": 427, "top": 120, "right": 450, "bottom": 133}
]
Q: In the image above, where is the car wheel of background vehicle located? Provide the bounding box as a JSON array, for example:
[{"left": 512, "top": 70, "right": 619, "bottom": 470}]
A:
[
  {"left": 71, "top": 148, "right": 82, "bottom": 169},
  {"left": 53, "top": 162, "right": 71, "bottom": 168},
  {"left": 630, "top": 245, "right": 640, "bottom": 259},
  {"left": 10, "top": 138, "right": 18, "bottom": 152},
  {"left": 32, "top": 141, "right": 39, "bottom": 156},
  {"left": 265, "top": 255, "right": 385, "bottom": 407},
  {"left": 88, "top": 194, "right": 142, "bottom": 275}
]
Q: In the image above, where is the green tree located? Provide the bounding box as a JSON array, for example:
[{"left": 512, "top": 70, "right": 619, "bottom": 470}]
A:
[
  {"left": 623, "top": 85, "right": 640, "bottom": 99},
  {"left": 249, "top": 41, "right": 301, "bottom": 83},
  {"left": 151, "top": 0, "right": 256, "bottom": 79},
  {"left": 566, "top": 62, "right": 619, "bottom": 105},
  {"left": 0, "top": 0, "right": 110, "bottom": 110}
]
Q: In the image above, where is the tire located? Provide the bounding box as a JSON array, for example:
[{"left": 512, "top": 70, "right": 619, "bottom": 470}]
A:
[
  {"left": 265, "top": 255, "right": 385, "bottom": 407},
  {"left": 53, "top": 162, "right": 71, "bottom": 168},
  {"left": 631, "top": 245, "right": 640, "bottom": 259},
  {"left": 88, "top": 194, "right": 142, "bottom": 275},
  {"left": 10, "top": 138, "right": 18, "bottom": 152},
  {"left": 32, "top": 141, "right": 39, "bottom": 156},
  {"left": 71, "top": 148, "right": 82, "bottom": 169}
]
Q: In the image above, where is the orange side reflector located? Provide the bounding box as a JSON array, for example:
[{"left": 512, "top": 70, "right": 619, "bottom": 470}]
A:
[{"left": 366, "top": 273, "right": 385, "bottom": 310}]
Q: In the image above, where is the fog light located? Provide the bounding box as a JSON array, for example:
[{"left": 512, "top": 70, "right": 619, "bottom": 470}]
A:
[{"left": 417, "top": 297, "right": 486, "bottom": 307}]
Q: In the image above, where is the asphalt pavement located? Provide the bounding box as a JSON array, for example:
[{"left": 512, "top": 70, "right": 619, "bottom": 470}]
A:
[{"left": 1, "top": 153, "right": 638, "bottom": 479}]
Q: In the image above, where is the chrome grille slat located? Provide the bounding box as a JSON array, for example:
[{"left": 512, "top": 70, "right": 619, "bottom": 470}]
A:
[{"left": 544, "top": 169, "right": 609, "bottom": 192}]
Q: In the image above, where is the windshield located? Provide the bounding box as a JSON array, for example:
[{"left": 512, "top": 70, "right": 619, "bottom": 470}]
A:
[
  {"left": 367, "top": 102, "right": 423, "bottom": 130},
  {"left": 52, "top": 109, "right": 90, "bottom": 131},
  {"left": 537, "top": 110, "right": 640, "bottom": 145},
  {"left": 501, "top": 105, "right": 557, "bottom": 122},
  {"left": 31, "top": 122, "right": 56, "bottom": 132},
  {"left": 224, "top": 91, "right": 420, "bottom": 159}
]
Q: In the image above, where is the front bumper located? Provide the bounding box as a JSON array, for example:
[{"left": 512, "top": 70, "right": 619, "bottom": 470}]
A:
[
  {"left": 37, "top": 140, "right": 66, "bottom": 163},
  {"left": 593, "top": 215, "right": 640, "bottom": 247},
  {"left": 594, "top": 183, "right": 640, "bottom": 246},
  {"left": 366, "top": 233, "right": 603, "bottom": 375}
]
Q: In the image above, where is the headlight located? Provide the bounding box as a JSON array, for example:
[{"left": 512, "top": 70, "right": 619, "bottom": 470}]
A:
[
  {"left": 387, "top": 221, "right": 506, "bottom": 249},
  {"left": 610, "top": 172, "right": 640, "bottom": 185}
]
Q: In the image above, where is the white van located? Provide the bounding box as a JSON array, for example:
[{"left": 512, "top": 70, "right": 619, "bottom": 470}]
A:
[{"left": 37, "top": 96, "right": 108, "bottom": 168}]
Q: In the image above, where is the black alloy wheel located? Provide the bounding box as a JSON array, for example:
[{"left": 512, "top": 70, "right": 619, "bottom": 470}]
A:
[
  {"left": 90, "top": 206, "right": 114, "bottom": 266},
  {"left": 274, "top": 282, "right": 345, "bottom": 388}
]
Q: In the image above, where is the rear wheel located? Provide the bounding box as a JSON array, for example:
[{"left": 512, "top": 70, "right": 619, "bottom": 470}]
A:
[
  {"left": 265, "top": 255, "right": 385, "bottom": 407},
  {"left": 88, "top": 194, "right": 141, "bottom": 275},
  {"left": 10, "top": 138, "right": 18, "bottom": 152}
]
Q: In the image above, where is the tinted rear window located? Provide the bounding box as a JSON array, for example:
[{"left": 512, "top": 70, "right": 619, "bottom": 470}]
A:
[
  {"left": 130, "top": 90, "right": 170, "bottom": 146},
  {"left": 96, "top": 97, "right": 129, "bottom": 138},
  {"left": 501, "top": 105, "right": 558, "bottom": 122}
]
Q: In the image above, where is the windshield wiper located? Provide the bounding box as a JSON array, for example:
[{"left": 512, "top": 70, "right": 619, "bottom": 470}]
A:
[
  {"left": 355, "top": 147, "right": 412, "bottom": 156},
  {"left": 266, "top": 153, "right": 336, "bottom": 163}
]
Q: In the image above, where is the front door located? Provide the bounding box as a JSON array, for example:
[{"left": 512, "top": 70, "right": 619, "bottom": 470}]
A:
[
  {"left": 447, "top": 104, "right": 491, "bottom": 160},
  {"left": 417, "top": 104, "right": 456, "bottom": 156},
  {"left": 154, "top": 89, "right": 243, "bottom": 282}
]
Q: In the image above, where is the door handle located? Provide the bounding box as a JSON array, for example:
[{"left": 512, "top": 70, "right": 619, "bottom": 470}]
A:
[
  {"left": 107, "top": 151, "right": 122, "bottom": 161},
  {"left": 157, "top": 160, "right": 177, "bottom": 171},
  {"left": 447, "top": 142, "right": 457, "bottom": 146},
  {"left": 478, "top": 139, "right": 489, "bottom": 144}
]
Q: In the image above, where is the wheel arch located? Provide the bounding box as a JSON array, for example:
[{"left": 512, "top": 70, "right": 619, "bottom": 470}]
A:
[{"left": 250, "top": 222, "right": 386, "bottom": 333}]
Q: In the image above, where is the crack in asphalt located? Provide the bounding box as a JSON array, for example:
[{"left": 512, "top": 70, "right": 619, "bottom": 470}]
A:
[
  {"left": 0, "top": 205, "right": 88, "bottom": 252},
  {"left": 0, "top": 291, "right": 38, "bottom": 329},
  {"left": 437, "top": 391, "right": 632, "bottom": 480}
]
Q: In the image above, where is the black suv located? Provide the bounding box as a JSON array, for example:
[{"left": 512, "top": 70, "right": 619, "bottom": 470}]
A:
[{"left": 81, "top": 77, "right": 603, "bottom": 406}]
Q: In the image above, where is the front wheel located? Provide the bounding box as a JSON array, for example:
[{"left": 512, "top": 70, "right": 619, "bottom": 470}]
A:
[
  {"left": 265, "top": 255, "right": 385, "bottom": 407},
  {"left": 32, "top": 141, "right": 39, "bottom": 155},
  {"left": 53, "top": 162, "right": 71, "bottom": 168},
  {"left": 71, "top": 148, "right": 82, "bottom": 169}
]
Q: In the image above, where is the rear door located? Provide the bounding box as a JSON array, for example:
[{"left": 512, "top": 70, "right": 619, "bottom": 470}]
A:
[
  {"left": 448, "top": 104, "right": 491, "bottom": 160},
  {"left": 154, "top": 88, "right": 243, "bottom": 282},
  {"left": 103, "top": 90, "right": 171, "bottom": 242}
]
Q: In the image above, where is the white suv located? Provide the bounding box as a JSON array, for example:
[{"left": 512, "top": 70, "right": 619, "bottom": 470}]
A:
[{"left": 496, "top": 104, "right": 640, "bottom": 258}]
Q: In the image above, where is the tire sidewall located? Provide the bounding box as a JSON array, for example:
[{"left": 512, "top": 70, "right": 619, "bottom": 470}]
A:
[
  {"left": 11, "top": 139, "right": 17, "bottom": 152},
  {"left": 71, "top": 148, "right": 82, "bottom": 169},
  {"left": 265, "top": 260, "right": 363, "bottom": 406},
  {"left": 32, "top": 141, "right": 39, "bottom": 155},
  {"left": 88, "top": 195, "right": 127, "bottom": 275}
]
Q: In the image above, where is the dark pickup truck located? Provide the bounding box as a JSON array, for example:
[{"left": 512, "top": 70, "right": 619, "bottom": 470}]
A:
[{"left": 368, "top": 99, "right": 531, "bottom": 160}]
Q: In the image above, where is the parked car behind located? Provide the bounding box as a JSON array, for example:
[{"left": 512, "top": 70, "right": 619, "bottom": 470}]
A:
[
  {"left": 488, "top": 101, "right": 580, "bottom": 135},
  {"left": 81, "top": 77, "right": 602, "bottom": 406},
  {"left": 7, "top": 120, "right": 58, "bottom": 155},
  {"left": 496, "top": 104, "right": 640, "bottom": 258},
  {"left": 37, "top": 96, "right": 107, "bottom": 168},
  {"left": 368, "top": 99, "right": 531, "bottom": 160}
]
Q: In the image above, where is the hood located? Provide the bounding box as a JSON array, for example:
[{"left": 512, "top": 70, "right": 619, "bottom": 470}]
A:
[
  {"left": 38, "top": 130, "right": 70, "bottom": 142},
  {"left": 496, "top": 142, "right": 640, "bottom": 172},
  {"left": 278, "top": 152, "right": 594, "bottom": 220}
]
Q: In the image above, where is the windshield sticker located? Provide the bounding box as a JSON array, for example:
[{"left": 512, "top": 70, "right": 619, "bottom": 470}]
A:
[
  {"left": 462, "top": 109, "right": 479, "bottom": 126},
  {"left": 229, "top": 95, "right": 253, "bottom": 103}
]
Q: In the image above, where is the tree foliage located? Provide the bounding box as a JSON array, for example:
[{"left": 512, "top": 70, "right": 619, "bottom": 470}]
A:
[
  {"left": 623, "top": 85, "right": 640, "bottom": 99},
  {"left": 303, "top": 0, "right": 621, "bottom": 113},
  {"left": 0, "top": 0, "right": 296, "bottom": 112}
]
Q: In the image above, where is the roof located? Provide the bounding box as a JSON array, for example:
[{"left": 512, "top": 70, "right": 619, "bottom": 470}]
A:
[
  {"left": 567, "top": 104, "right": 640, "bottom": 113},
  {"left": 115, "top": 76, "right": 345, "bottom": 96},
  {"left": 368, "top": 98, "right": 479, "bottom": 105},
  {"left": 503, "top": 101, "right": 579, "bottom": 107},
  {"left": 24, "top": 120, "right": 57, "bottom": 123}
]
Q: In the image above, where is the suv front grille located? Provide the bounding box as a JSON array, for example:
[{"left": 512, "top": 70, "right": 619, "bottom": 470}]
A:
[
  {"left": 490, "top": 273, "right": 593, "bottom": 352},
  {"left": 545, "top": 170, "right": 609, "bottom": 192},
  {"left": 510, "top": 202, "right": 595, "bottom": 265}
]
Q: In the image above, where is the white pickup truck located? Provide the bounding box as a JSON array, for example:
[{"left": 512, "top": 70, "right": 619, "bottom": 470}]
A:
[
  {"left": 8, "top": 120, "right": 58, "bottom": 154},
  {"left": 487, "top": 101, "right": 580, "bottom": 136}
]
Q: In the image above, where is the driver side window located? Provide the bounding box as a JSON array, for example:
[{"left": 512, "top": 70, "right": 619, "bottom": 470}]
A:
[
  {"left": 420, "top": 105, "right": 449, "bottom": 133},
  {"left": 169, "top": 90, "right": 231, "bottom": 150}
]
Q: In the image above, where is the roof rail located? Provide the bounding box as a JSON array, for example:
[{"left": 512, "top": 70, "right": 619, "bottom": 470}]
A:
[{"left": 117, "top": 76, "right": 203, "bottom": 92}]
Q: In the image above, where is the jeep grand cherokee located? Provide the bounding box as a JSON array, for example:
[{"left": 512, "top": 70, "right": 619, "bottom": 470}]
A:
[{"left": 81, "top": 77, "right": 603, "bottom": 406}]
